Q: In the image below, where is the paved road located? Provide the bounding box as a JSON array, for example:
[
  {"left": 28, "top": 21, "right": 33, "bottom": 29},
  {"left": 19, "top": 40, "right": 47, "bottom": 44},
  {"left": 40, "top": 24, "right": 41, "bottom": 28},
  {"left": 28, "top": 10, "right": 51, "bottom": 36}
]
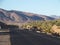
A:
[
  {"left": 0, "top": 29, "right": 60, "bottom": 45},
  {"left": 10, "top": 30, "right": 60, "bottom": 45}
]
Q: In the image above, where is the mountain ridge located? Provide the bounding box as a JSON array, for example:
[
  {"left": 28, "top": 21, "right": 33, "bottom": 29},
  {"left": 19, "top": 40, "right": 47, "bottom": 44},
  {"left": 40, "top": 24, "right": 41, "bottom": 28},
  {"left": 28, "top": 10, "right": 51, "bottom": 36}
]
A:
[
  {"left": 50, "top": 15, "right": 60, "bottom": 19},
  {"left": 0, "top": 8, "right": 55, "bottom": 24}
]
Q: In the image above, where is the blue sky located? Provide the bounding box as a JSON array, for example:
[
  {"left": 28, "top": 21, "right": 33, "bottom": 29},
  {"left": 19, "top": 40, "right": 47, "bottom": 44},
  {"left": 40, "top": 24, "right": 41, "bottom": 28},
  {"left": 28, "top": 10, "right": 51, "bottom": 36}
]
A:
[{"left": 0, "top": 0, "right": 60, "bottom": 16}]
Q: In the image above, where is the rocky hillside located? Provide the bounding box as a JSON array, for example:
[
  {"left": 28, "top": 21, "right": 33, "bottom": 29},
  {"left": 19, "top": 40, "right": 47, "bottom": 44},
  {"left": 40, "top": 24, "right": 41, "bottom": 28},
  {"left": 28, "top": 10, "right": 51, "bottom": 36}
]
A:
[
  {"left": 50, "top": 15, "right": 60, "bottom": 19},
  {"left": 0, "top": 8, "right": 55, "bottom": 23}
]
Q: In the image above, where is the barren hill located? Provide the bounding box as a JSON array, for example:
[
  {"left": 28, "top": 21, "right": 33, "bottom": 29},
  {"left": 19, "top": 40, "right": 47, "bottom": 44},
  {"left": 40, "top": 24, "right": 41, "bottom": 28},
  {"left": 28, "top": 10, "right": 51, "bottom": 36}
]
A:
[{"left": 0, "top": 8, "right": 55, "bottom": 24}]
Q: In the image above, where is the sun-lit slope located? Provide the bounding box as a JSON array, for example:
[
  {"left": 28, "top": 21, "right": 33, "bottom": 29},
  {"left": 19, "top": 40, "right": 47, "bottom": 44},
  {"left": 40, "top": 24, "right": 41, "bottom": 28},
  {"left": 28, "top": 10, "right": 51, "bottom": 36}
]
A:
[{"left": 0, "top": 8, "right": 55, "bottom": 23}]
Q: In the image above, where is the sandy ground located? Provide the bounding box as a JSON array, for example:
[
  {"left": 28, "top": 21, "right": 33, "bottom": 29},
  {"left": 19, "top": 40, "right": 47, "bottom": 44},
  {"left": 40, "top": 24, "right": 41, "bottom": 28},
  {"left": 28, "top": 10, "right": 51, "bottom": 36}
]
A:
[{"left": 0, "top": 34, "right": 10, "bottom": 45}]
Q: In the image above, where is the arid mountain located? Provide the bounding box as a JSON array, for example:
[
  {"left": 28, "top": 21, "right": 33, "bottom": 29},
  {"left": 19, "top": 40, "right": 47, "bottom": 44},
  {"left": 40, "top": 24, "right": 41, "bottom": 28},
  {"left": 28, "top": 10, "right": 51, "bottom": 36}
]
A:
[
  {"left": 50, "top": 15, "right": 60, "bottom": 19},
  {"left": 0, "top": 8, "right": 55, "bottom": 23}
]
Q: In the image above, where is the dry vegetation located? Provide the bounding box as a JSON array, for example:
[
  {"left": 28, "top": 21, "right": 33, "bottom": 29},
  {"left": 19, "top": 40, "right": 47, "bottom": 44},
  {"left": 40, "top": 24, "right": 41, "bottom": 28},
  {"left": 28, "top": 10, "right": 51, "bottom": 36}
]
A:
[{"left": 21, "top": 19, "right": 60, "bottom": 36}]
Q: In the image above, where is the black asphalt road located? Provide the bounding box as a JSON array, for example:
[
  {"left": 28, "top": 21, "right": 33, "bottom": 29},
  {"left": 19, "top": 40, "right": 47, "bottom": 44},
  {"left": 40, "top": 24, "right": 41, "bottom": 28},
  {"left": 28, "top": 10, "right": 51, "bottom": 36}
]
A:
[{"left": 10, "top": 30, "right": 60, "bottom": 45}]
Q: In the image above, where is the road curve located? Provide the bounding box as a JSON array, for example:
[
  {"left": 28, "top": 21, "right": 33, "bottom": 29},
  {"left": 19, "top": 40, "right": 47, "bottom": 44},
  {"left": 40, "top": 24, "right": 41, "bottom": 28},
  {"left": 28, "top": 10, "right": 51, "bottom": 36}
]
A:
[{"left": 10, "top": 30, "right": 60, "bottom": 45}]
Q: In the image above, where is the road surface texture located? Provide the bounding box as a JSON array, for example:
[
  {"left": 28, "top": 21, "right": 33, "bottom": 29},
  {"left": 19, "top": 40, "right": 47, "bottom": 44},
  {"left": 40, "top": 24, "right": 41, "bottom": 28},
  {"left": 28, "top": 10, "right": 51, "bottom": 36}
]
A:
[
  {"left": 0, "top": 29, "right": 60, "bottom": 45},
  {"left": 10, "top": 29, "right": 60, "bottom": 45}
]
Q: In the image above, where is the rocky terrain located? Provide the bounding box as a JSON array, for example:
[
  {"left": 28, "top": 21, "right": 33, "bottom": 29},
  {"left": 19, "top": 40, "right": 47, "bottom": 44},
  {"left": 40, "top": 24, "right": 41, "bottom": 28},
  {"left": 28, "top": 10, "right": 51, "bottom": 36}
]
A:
[{"left": 0, "top": 8, "right": 55, "bottom": 24}]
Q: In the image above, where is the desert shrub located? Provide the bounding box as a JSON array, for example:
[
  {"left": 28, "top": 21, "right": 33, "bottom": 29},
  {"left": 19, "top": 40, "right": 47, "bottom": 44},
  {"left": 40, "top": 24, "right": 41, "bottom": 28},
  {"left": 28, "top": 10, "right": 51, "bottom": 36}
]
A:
[
  {"left": 55, "top": 21, "right": 60, "bottom": 26},
  {"left": 52, "top": 33, "right": 60, "bottom": 37},
  {"left": 21, "top": 19, "right": 60, "bottom": 33}
]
